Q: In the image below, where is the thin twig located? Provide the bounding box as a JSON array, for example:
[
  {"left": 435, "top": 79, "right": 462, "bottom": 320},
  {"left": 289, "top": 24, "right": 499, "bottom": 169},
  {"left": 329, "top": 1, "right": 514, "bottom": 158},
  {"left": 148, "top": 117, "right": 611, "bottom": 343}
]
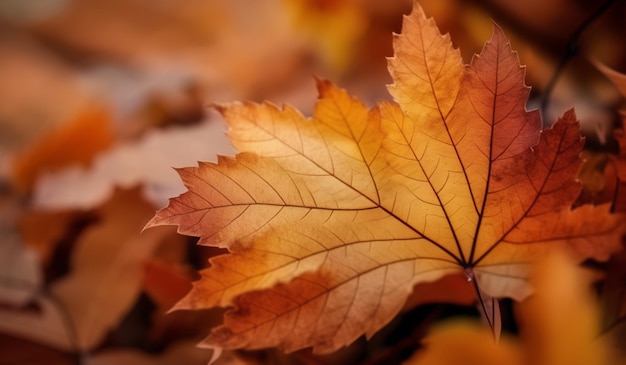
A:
[{"left": 539, "top": 0, "right": 618, "bottom": 117}]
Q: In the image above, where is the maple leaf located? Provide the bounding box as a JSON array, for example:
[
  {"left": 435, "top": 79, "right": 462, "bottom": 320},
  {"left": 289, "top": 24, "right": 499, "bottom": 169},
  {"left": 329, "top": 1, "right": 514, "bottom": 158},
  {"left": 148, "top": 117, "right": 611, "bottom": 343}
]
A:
[{"left": 146, "top": 2, "right": 626, "bottom": 355}]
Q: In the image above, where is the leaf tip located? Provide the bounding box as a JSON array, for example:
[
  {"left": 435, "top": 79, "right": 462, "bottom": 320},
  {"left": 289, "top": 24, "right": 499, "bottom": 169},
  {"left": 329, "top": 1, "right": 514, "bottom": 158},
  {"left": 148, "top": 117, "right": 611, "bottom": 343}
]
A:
[{"left": 314, "top": 77, "right": 334, "bottom": 97}]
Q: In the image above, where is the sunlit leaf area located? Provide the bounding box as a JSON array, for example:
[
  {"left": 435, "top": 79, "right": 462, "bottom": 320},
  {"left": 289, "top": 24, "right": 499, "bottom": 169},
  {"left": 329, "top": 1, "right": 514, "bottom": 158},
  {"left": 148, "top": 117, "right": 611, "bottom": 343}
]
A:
[{"left": 1, "top": 1, "right": 626, "bottom": 364}]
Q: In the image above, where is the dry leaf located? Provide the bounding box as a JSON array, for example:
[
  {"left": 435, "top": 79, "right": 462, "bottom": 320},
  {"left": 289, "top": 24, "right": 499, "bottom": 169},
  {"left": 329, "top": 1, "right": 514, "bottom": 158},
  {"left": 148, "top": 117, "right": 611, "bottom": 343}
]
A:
[
  {"left": 0, "top": 193, "right": 42, "bottom": 307},
  {"left": 28, "top": 0, "right": 310, "bottom": 100},
  {"left": 10, "top": 106, "right": 114, "bottom": 192},
  {"left": 33, "top": 118, "right": 235, "bottom": 210},
  {"left": 0, "top": 188, "right": 176, "bottom": 351},
  {"left": 18, "top": 209, "right": 78, "bottom": 266},
  {"left": 282, "top": 0, "right": 368, "bottom": 72},
  {"left": 147, "top": 1, "right": 626, "bottom": 355},
  {"left": 599, "top": 242, "right": 626, "bottom": 356},
  {"left": 575, "top": 150, "right": 614, "bottom": 207},
  {"left": 0, "top": 333, "right": 76, "bottom": 365},
  {"left": 403, "top": 321, "right": 522, "bottom": 365},
  {"left": 516, "top": 251, "right": 610, "bottom": 365},
  {"left": 89, "top": 340, "right": 223, "bottom": 365},
  {"left": 612, "top": 118, "right": 626, "bottom": 212},
  {"left": 143, "top": 259, "right": 194, "bottom": 310},
  {"left": 0, "top": 225, "right": 42, "bottom": 307},
  {"left": 404, "top": 250, "right": 611, "bottom": 365}
]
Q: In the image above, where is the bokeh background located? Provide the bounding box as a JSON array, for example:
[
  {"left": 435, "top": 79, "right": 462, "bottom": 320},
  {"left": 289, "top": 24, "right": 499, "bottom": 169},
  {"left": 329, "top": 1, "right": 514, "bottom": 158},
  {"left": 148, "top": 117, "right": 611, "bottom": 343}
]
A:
[{"left": 1, "top": 0, "right": 625, "bottom": 364}]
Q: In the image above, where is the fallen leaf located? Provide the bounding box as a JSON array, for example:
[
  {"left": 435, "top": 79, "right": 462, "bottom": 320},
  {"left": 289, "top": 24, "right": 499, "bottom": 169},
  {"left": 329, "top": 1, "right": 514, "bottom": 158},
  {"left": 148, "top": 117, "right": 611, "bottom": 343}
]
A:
[
  {"left": 147, "top": 1, "right": 626, "bottom": 355},
  {"left": 282, "top": 0, "right": 368, "bottom": 72},
  {"left": 403, "top": 321, "right": 522, "bottom": 365},
  {"left": 28, "top": 0, "right": 310, "bottom": 100},
  {"left": 0, "top": 34, "right": 89, "bottom": 156},
  {"left": 592, "top": 63, "right": 626, "bottom": 212},
  {"left": 516, "top": 251, "right": 610, "bottom": 365},
  {"left": 599, "top": 242, "right": 626, "bottom": 357},
  {"left": 612, "top": 117, "right": 626, "bottom": 212},
  {"left": 0, "top": 333, "right": 77, "bottom": 365},
  {"left": 18, "top": 209, "right": 78, "bottom": 266},
  {"left": 33, "top": 118, "right": 235, "bottom": 210},
  {"left": 0, "top": 188, "right": 177, "bottom": 351},
  {"left": 10, "top": 106, "right": 114, "bottom": 192},
  {"left": 0, "top": 192, "right": 42, "bottom": 307},
  {"left": 574, "top": 150, "right": 614, "bottom": 207},
  {"left": 143, "top": 259, "right": 194, "bottom": 310},
  {"left": 0, "top": 237, "right": 41, "bottom": 307},
  {"left": 404, "top": 250, "right": 612, "bottom": 365},
  {"left": 89, "top": 340, "right": 224, "bottom": 365}
]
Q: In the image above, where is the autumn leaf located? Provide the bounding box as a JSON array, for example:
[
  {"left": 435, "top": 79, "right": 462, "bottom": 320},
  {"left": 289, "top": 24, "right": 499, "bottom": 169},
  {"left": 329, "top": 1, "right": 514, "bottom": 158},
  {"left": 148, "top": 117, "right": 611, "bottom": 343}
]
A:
[
  {"left": 599, "top": 244, "right": 626, "bottom": 357},
  {"left": 143, "top": 259, "right": 194, "bottom": 310},
  {"left": 281, "top": 0, "right": 368, "bottom": 72},
  {"left": 0, "top": 216, "right": 42, "bottom": 307},
  {"left": 146, "top": 1, "right": 626, "bottom": 355},
  {"left": 0, "top": 188, "right": 177, "bottom": 351},
  {"left": 614, "top": 119, "right": 626, "bottom": 212},
  {"left": 592, "top": 62, "right": 626, "bottom": 212},
  {"left": 10, "top": 106, "right": 114, "bottom": 192},
  {"left": 404, "top": 250, "right": 611, "bottom": 365},
  {"left": 33, "top": 118, "right": 234, "bottom": 210}
]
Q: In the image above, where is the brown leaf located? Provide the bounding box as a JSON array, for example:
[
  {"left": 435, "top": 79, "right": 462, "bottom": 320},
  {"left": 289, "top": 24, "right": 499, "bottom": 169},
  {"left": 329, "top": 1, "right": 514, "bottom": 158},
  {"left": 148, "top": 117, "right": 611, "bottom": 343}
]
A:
[
  {"left": 18, "top": 209, "right": 78, "bottom": 266},
  {"left": 0, "top": 333, "right": 76, "bottom": 365},
  {"left": 0, "top": 188, "right": 176, "bottom": 351}
]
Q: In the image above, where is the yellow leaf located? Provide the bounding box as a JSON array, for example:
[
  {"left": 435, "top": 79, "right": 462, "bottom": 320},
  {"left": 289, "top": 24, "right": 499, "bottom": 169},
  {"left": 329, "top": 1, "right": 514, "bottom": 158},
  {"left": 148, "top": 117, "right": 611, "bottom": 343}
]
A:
[
  {"left": 282, "top": 0, "right": 367, "bottom": 72},
  {"left": 404, "top": 321, "right": 522, "bottom": 365},
  {"left": 404, "top": 250, "right": 612, "bottom": 365}
]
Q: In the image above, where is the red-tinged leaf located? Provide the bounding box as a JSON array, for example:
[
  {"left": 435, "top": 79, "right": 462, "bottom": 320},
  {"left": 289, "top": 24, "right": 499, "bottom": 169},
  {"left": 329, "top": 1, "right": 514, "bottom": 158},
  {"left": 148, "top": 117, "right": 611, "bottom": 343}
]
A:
[{"left": 146, "top": 1, "right": 626, "bottom": 355}]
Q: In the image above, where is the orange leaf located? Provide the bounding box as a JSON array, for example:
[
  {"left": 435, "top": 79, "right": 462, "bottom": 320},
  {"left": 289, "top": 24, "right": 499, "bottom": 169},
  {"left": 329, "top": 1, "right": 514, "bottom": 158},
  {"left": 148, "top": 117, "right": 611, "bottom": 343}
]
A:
[
  {"left": 404, "top": 322, "right": 522, "bottom": 365},
  {"left": 10, "top": 107, "right": 114, "bottom": 192},
  {"left": 146, "top": 1, "right": 626, "bottom": 355},
  {"left": 404, "top": 250, "right": 612, "bottom": 365}
]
